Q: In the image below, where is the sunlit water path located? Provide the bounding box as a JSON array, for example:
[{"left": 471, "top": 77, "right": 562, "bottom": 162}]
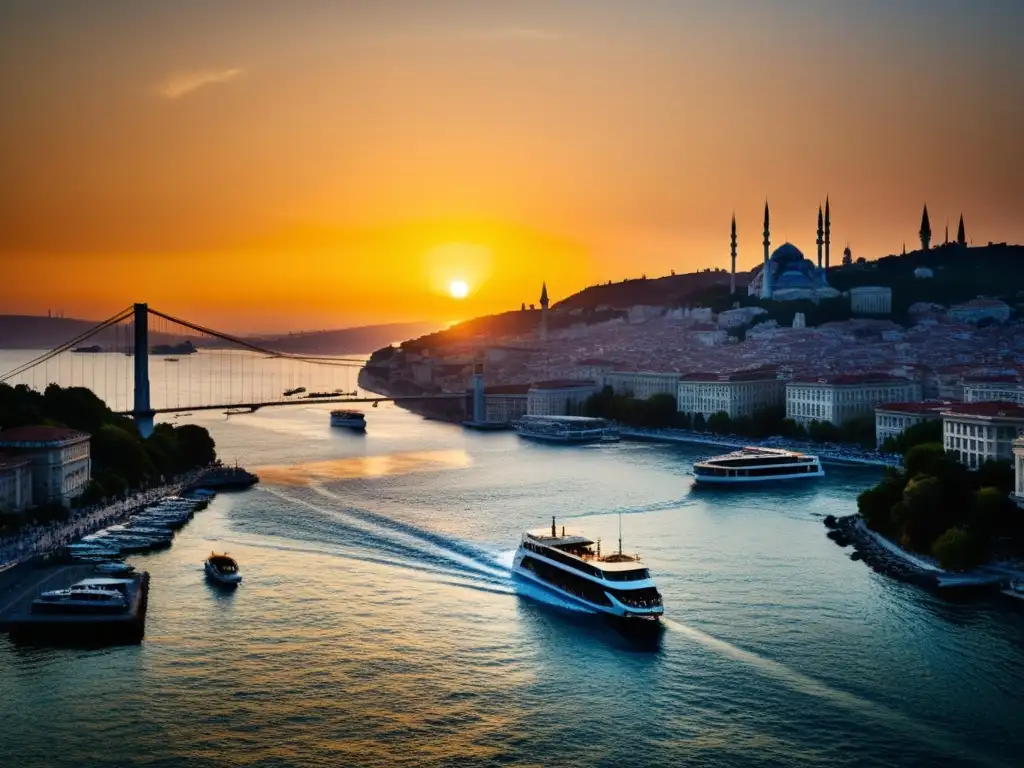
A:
[{"left": 2, "top": 399, "right": 1023, "bottom": 767}]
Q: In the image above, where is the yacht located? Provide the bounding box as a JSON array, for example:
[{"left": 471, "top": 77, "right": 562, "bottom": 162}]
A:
[
  {"left": 514, "top": 415, "right": 620, "bottom": 444},
  {"left": 68, "top": 542, "right": 122, "bottom": 558},
  {"left": 692, "top": 447, "right": 824, "bottom": 485},
  {"left": 330, "top": 410, "right": 367, "bottom": 430},
  {"left": 205, "top": 553, "right": 242, "bottom": 586},
  {"left": 511, "top": 516, "right": 663, "bottom": 627},
  {"left": 32, "top": 587, "right": 127, "bottom": 614}
]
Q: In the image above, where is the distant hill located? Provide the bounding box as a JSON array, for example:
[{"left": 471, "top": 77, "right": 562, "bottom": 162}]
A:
[
  {"left": 0, "top": 315, "right": 443, "bottom": 355},
  {"left": 555, "top": 269, "right": 749, "bottom": 311},
  {"left": 246, "top": 322, "right": 444, "bottom": 355}
]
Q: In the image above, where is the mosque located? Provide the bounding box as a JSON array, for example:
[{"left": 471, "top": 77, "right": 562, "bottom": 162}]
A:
[{"left": 731, "top": 199, "right": 840, "bottom": 302}]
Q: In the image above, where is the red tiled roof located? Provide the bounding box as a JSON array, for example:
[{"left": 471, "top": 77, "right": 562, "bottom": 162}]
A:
[
  {"left": 530, "top": 379, "right": 597, "bottom": 390},
  {"left": 875, "top": 401, "right": 951, "bottom": 415},
  {"left": 681, "top": 369, "right": 779, "bottom": 382},
  {"left": 0, "top": 426, "right": 89, "bottom": 444},
  {"left": 962, "top": 375, "right": 1022, "bottom": 384},
  {"left": 941, "top": 401, "right": 1024, "bottom": 419},
  {"left": 789, "top": 374, "right": 909, "bottom": 386}
]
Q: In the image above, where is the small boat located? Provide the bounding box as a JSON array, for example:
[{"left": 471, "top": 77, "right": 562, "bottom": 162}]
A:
[
  {"left": 330, "top": 410, "right": 367, "bottom": 430},
  {"left": 283, "top": 387, "right": 306, "bottom": 397},
  {"left": 68, "top": 543, "right": 122, "bottom": 558},
  {"left": 205, "top": 552, "right": 242, "bottom": 586},
  {"left": 94, "top": 562, "right": 135, "bottom": 576},
  {"left": 32, "top": 588, "right": 127, "bottom": 614},
  {"left": 1000, "top": 579, "right": 1024, "bottom": 600},
  {"left": 514, "top": 415, "right": 620, "bottom": 444},
  {"left": 164, "top": 358, "right": 179, "bottom": 363},
  {"left": 72, "top": 577, "right": 134, "bottom": 596}
]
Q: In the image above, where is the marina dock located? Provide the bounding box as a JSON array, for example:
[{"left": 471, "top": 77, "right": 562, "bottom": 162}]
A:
[{"left": 0, "top": 564, "right": 149, "bottom": 645}]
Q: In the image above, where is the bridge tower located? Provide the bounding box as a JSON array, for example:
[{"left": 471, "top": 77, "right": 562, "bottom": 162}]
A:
[
  {"left": 471, "top": 350, "right": 485, "bottom": 423},
  {"left": 133, "top": 303, "right": 155, "bottom": 438}
]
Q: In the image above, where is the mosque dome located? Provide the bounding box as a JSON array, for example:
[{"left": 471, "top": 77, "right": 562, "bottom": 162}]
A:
[{"left": 769, "top": 242, "right": 806, "bottom": 267}]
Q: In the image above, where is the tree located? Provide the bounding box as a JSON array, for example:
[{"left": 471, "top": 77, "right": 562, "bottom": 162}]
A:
[
  {"left": 896, "top": 475, "right": 945, "bottom": 550},
  {"left": 857, "top": 470, "right": 906, "bottom": 535},
  {"left": 692, "top": 412, "right": 706, "bottom": 431},
  {"left": 976, "top": 459, "right": 1014, "bottom": 496},
  {"left": 92, "top": 425, "right": 155, "bottom": 488},
  {"left": 932, "top": 526, "right": 984, "bottom": 571},
  {"left": 903, "top": 442, "right": 948, "bottom": 479},
  {"left": 174, "top": 424, "right": 217, "bottom": 469},
  {"left": 880, "top": 419, "right": 942, "bottom": 454},
  {"left": 807, "top": 419, "right": 840, "bottom": 443},
  {"left": 706, "top": 411, "right": 731, "bottom": 434}
]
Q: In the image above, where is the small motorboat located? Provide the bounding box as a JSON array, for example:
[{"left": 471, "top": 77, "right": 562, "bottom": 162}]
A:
[
  {"left": 1000, "top": 579, "right": 1024, "bottom": 600},
  {"left": 94, "top": 562, "right": 135, "bottom": 576},
  {"left": 205, "top": 552, "right": 242, "bottom": 586}
]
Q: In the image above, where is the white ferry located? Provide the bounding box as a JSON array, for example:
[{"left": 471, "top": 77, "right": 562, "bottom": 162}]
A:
[
  {"left": 514, "top": 415, "right": 619, "bottom": 444},
  {"left": 512, "top": 516, "right": 663, "bottom": 628},
  {"left": 693, "top": 446, "right": 824, "bottom": 485},
  {"left": 330, "top": 410, "right": 367, "bottom": 430}
]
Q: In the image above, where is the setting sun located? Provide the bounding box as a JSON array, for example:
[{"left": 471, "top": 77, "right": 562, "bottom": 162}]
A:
[{"left": 449, "top": 280, "right": 469, "bottom": 299}]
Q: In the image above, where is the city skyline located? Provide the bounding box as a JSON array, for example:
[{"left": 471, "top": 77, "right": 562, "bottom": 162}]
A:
[{"left": 1, "top": 1, "right": 1022, "bottom": 332}]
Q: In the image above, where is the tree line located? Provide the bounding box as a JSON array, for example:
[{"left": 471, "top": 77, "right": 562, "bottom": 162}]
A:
[{"left": 0, "top": 383, "right": 217, "bottom": 528}]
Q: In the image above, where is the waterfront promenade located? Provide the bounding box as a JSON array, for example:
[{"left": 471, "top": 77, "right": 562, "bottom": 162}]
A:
[
  {"left": 621, "top": 427, "right": 900, "bottom": 468},
  {"left": 0, "top": 469, "right": 204, "bottom": 570}
]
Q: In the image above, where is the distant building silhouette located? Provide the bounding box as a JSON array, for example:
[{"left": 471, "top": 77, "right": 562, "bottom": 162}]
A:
[
  {"left": 539, "top": 282, "right": 549, "bottom": 342},
  {"left": 730, "top": 214, "right": 737, "bottom": 295},
  {"left": 920, "top": 204, "right": 932, "bottom": 250},
  {"left": 842, "top": 245, "right": 853, "bottom": 266}
]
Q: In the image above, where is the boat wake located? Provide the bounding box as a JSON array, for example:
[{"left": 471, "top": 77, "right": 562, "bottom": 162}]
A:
[
  {"left": 250, "top": 486, "right": 513, "bottom": 595},
  {"left": 661, "top": 618, "right": 1006, "bottom": 767}
]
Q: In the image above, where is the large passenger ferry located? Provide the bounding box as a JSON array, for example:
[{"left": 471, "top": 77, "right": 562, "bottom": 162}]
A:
[
  {"left": 512, "top": 516, "right": 663, "bottom": 628},
  {"left": 514, "top": 415, "right": 619, "bottom": 444},
  {"left": 692, "top": 446, "right": 824, "bottom": 485},
  {"left": 330, "top": 410, "right": 367, "bottom": 430}
]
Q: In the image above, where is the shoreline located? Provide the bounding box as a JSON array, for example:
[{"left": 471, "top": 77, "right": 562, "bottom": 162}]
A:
[
  {"left": 621, "top": 428, "right": 899, "bottom": 468},
  {"left": 0, "top": 468, "right": 206, "bottom": 570}
]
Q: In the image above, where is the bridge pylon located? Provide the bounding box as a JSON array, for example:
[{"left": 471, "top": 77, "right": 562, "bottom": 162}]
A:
[{"left": 133, "top": 303, "right": 155, "bottom": 438}]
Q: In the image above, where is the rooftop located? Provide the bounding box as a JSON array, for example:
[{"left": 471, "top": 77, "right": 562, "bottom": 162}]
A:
[
  {"left": 0, "top": 426, "right": 90, "bottom": 446},
  {"left": 529, "top": 379, "right": 597, "bottom": 391},
  {"left": 790, "top": 374, "right": 909, "bottom": 386},
  {"left": 0, "top": 453, "right": 30, "bottom": 471},
  {"left": 483, "top": 384, "right": 531, "bottom": 395},
  {"left": 875, "top": 401, "right": 952, "bottom": 415},
  {"left": 942, "top": 401, "right": 1024, "bottom": 420},
  {"left": 682, "top": 368, "right": 779, "bottom": 382}
]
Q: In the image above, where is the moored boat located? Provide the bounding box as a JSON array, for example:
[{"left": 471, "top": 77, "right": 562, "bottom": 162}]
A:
[
  {"left": 514, "top": 415, "right": 620, "bottom": 445},
  {"left": 94, "top": 562, "right": 135, "bottom": 576},
  {"left": 693, "top": 447, "right": 824, "bottom": 485},
  {"left": 32, "top": 587, "right": 127, "bottom": 614},
  {"left": 205, "top": 552, "right": 242, "bottom": 586}
]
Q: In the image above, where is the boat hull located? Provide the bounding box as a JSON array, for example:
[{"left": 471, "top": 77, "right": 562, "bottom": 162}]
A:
[
  {"left": 511, "top": 549, "right": 663, "bottom": 621},
  {"left": 204, "top": 562, "right": 242, "bottom": 586},
  {"left": 693, "top": 468, "right": 825, "bottom": 485},
  {"left": 516, "top": 432, "right": 617, "bottom": 445}
]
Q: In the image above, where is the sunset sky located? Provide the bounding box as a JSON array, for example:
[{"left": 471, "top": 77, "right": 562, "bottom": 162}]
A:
[{"left": 1, "top": 1, "right": 1021, "bottom": 333}]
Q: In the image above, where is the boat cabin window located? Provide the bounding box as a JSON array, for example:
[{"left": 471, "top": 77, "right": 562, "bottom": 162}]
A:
[
  {"left": 605, "top": 585, "right": 662, "bottom": 608},
  {"left": 603, "top": 568, "right": 650, "bottom": 582},
  {"left": 523, "top": 540, "right": 602, "bottom": 577},
  {"left": 519, "top": 556, "right": 611, "bottom": 606}
]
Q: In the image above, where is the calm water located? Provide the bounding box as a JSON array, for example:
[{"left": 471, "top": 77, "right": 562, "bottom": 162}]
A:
[{"left": 2, "top": 402, "right": 1024, "bottom": 767}]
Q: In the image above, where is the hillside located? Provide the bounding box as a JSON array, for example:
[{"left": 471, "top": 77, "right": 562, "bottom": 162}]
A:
[
  {"left": 554, "top": 268, "right": 748, "bottom": 311},
  {"left": 247, "top": 321, "right": 444, "bottom": 355}
]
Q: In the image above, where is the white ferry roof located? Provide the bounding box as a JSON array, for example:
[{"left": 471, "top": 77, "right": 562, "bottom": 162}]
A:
[
  {"left": 696, "top": 446, "right": 813, "bottom": 462},
  {"left": 525, "top": 528, "right": 647, "bottom": 572}
]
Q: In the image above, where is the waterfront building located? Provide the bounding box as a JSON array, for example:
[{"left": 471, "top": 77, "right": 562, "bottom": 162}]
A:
[
  {"left": 677, "top": 369, "right": 784, "bottom": 419},
  {"left": 963, "top": 378, "right": 1024, "bottom": 406},
  {"left": 941, "top": 402, "right": 1024, "bottom": 469},
  {"left": 786, "top": 375, "right": 921, "bottom": 427},
  {"left": 850, "top": 286, "right": 892, "bottom": 315},
  {"left": 0, "top": 455, "right": 32, "bottom": 513},
  {"left": 1013, "top": 437, "right": 1024, "bottom": 505},
  {"left": 484, "top": 384, "right": 530, "bottom": 425},
  {"left": 573, "top": 358, "right": 620, "bottom": 381},
  {"left": 526, "top": 380, "right": 597, "bottom": 417},
  {"left": 874, "top": 401, "right": 949, "bottom": 448},
  {"left": 0, "top": 426, "right": 91, "bottom": 506},
  {"left": 948, "top": 299, "right": 1011, "bottom": 325},
  {"left": 599, "top": 371, "right": 681, "bottom": 401}
]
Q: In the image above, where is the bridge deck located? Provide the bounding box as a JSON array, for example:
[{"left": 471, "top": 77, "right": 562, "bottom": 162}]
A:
[{"left": 115, "top": 393, "right": 466, "bottom": 416}]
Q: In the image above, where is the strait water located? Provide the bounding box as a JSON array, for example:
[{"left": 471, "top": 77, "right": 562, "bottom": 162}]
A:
[{"left": 2, "top": 402, "right": 1024, "bottom": 767}]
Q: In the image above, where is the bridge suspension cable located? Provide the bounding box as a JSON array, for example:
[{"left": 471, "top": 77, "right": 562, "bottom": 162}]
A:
[{"left": 0, "top": 306, "right": 134, "bottom": 384}]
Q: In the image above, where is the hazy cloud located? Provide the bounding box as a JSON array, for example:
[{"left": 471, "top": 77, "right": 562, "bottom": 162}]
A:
[
  {"left": 160, "top": 68, "right": 242, "bottom": 99},
  {"left": 464, "top": 27, "right": 564, "bottom": 41}
]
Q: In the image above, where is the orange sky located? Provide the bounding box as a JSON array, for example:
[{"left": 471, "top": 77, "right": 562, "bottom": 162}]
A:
[{"left": 1, "top": 1, "right": 1022, "bottom": 333}]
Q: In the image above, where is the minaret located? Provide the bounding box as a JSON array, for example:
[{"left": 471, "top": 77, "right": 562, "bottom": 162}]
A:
[
  {"left": 957, "top": 214, "right": 966, "bottom": 246},
  {"left": 824, "top": 196, "right": 831, "bottom": 270},
  {"left": 730, "top": 214, "right": 737, "bottom": 295},
  {"left": 761, "top": 201, "right": 772, "bottom": 299},
  {"left": 919, "top": 204, "right": 932, "bottom": 250},
  {"left": 816, "top": 205, "right": 824, "bottom": 269},
  {"left": 945, "top": 218, "right": 949, "bottom": 246},
  {"left": 539, "top": 282, "right": 549, "bottom": 342},
  {"left": 902, "top": 242, "right": 906, "bottom": 256}
]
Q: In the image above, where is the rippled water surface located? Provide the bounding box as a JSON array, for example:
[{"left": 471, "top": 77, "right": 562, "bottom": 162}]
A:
[{"left": 2, "top": 404, "right": 1023, "bottom": 767}]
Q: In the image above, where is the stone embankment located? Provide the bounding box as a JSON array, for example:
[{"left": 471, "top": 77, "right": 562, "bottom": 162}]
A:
[
  {"left": 824, "top": 514, "right": 941, "bottom": 587},
  {"left": 0, "top": 469, "right": 205, "bottom": 570}
]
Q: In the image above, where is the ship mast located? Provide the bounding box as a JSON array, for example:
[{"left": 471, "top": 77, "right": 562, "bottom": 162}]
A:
[{"left": 618, "top": 510, "right": 623, "bottom": 556}]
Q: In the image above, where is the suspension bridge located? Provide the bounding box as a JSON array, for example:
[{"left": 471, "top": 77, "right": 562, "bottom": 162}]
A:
[{"left": 0, "top": 304, "right": 463, "bottom": 436}]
